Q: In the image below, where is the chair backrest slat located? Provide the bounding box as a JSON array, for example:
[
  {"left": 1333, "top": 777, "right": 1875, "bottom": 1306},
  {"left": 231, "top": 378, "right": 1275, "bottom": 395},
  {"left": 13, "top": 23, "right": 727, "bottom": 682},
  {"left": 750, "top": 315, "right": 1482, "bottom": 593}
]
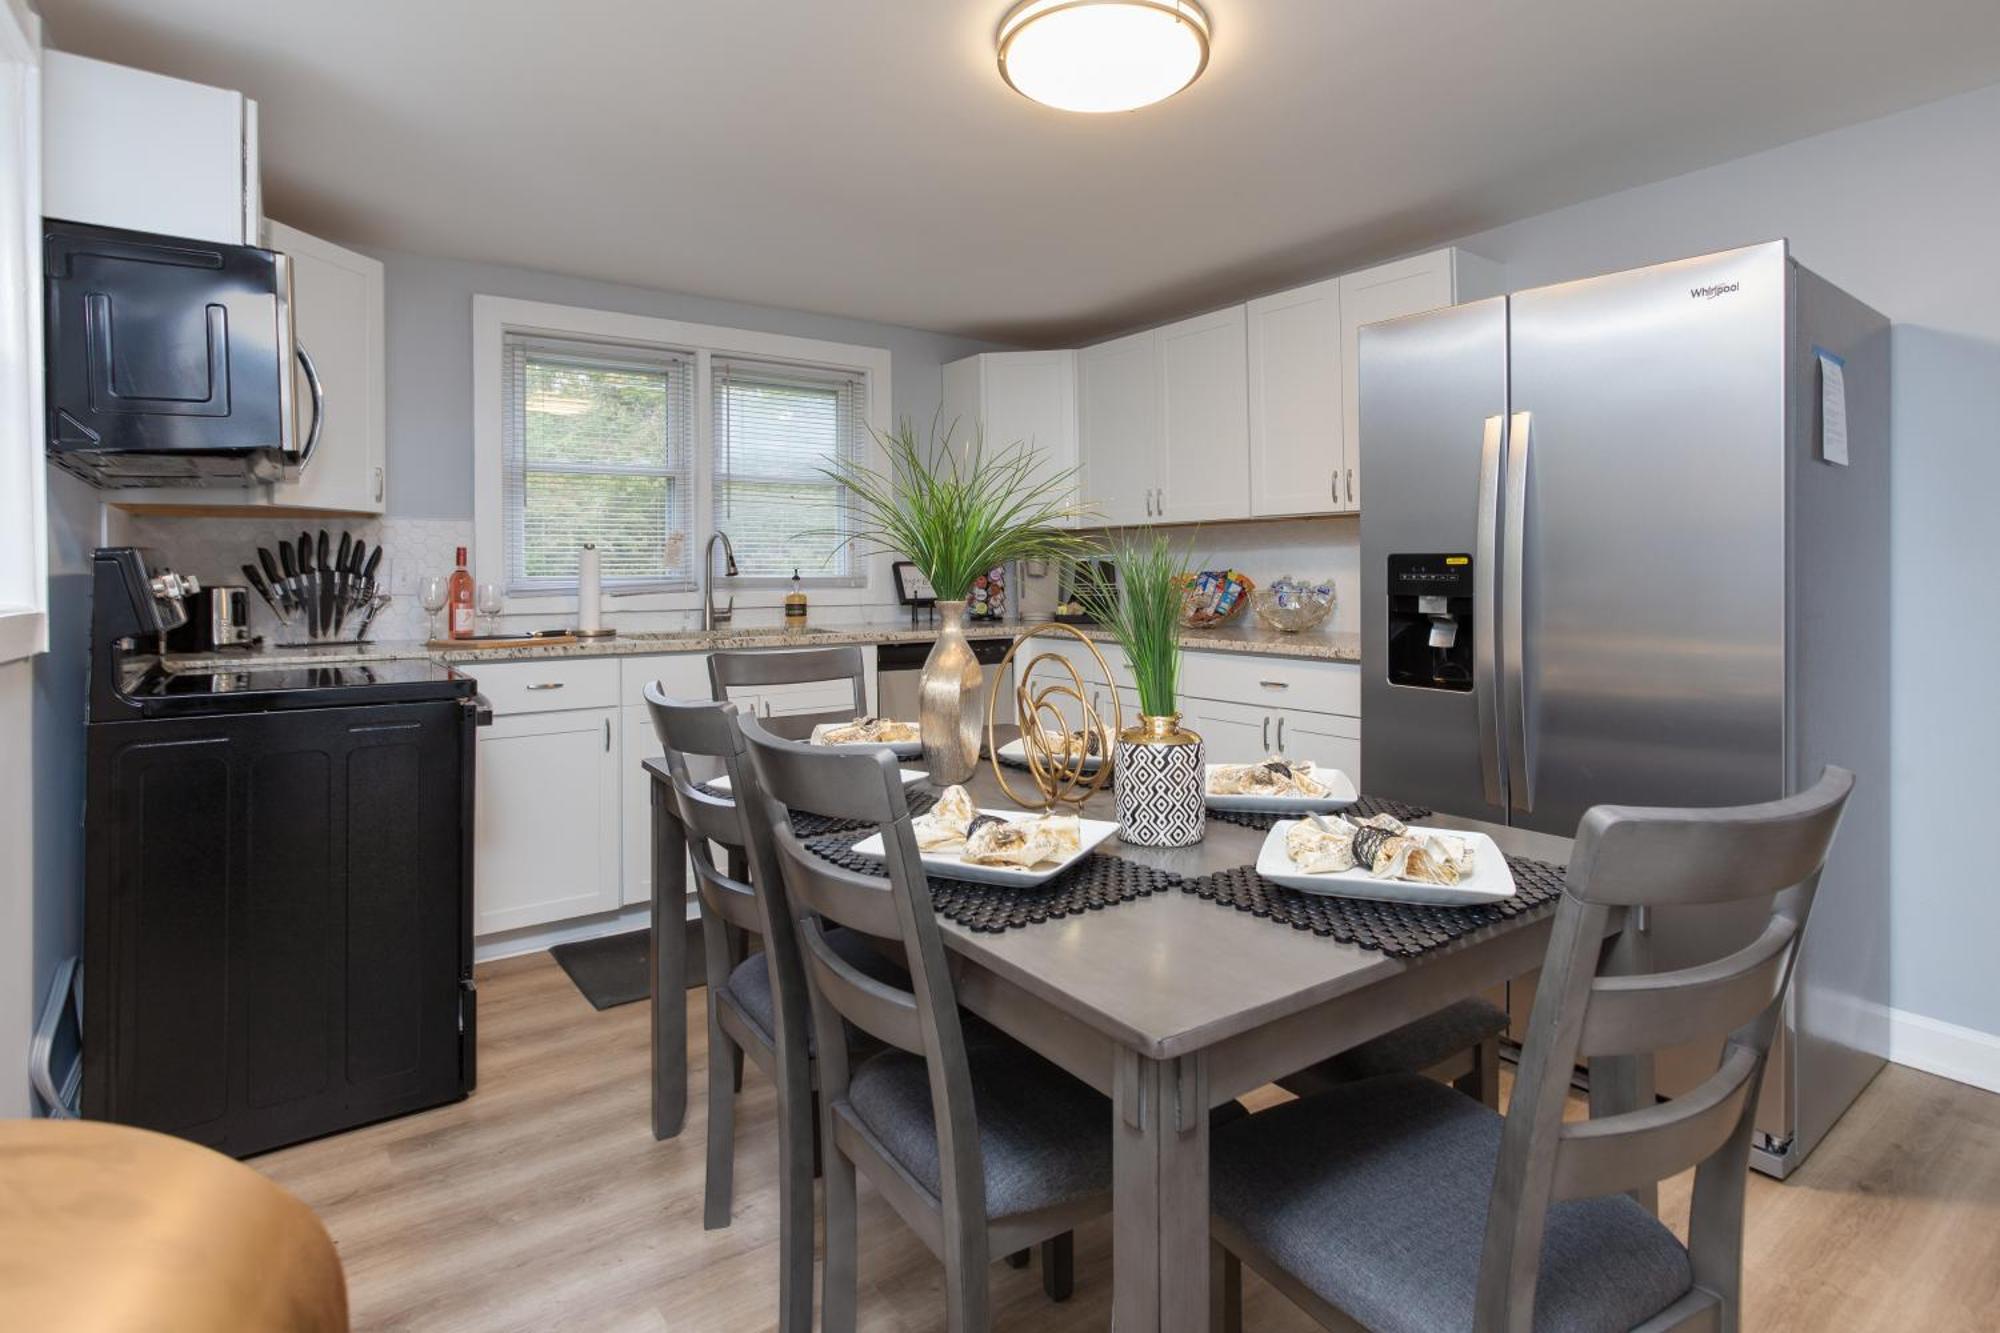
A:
[
  {"left": 677, "top": 784, "right": 750, "bottom": 850},
  {"left": 800, "top": 917, "right": 925, "bottom": 1055},
  {"left": 1551, "top": 1044, "right": 1762, "bottom": 1202},
  {"left": 1474, "top": 766, "right": 1853, "bottom": 1332},
  {"left": 692, "top": 861, "right": 763, "bottom": 934},
  {"left": 772, "top": 829, "right": 908, "bottom": 941},
  {"left": 1576, "top": 916, "right": 1797, "bottom": 1057},
  {"left": 710, "top": 646, "right": 870, "bottom": 740}
]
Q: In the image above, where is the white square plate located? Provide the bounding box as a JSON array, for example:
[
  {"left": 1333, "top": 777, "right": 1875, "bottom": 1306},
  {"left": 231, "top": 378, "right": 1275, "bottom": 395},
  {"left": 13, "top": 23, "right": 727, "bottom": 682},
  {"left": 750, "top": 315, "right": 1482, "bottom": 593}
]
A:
[
  {"left": 1204, "top": 764, "right": 1359, "bottom": 814},
  {"left": 809, "top": 721, "right": 923, "bottom": 759},
  {"left": 1254, "top": 820, "right": 1517, "bottom": 907},
  {"left": 707, "top": 768, "right": 928, "bottom": 794},
  {"left": 850, "top": 808, "right": 1120, "bottom": 887},
  {"left": 997, "top": 736, "right": 1105, "bottom": 773}
]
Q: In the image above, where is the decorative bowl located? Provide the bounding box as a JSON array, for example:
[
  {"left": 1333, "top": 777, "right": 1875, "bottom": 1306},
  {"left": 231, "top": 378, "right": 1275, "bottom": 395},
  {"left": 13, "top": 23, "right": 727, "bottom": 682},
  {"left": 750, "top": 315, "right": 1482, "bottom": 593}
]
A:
[
  {"left": 1252, "top": 578, "right": 1336, "bottom": 633},
  {"left": 1177, "top": 569, "right": 1254, "bottom": 628}
]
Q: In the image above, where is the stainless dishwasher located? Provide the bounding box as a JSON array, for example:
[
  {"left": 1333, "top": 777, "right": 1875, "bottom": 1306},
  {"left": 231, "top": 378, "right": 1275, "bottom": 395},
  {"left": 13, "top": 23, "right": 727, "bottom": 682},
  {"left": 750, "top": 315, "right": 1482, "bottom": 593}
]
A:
[{"left": 876, "top": 636, "right": 1016, "bottom": 725}]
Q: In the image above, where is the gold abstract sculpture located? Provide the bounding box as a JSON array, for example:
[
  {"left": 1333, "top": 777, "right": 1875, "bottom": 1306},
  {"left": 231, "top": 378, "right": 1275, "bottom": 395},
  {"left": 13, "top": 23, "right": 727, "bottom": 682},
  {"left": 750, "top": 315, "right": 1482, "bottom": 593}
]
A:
[{"left": 986, "top": 624, "right": 1122, "bottom": 810}]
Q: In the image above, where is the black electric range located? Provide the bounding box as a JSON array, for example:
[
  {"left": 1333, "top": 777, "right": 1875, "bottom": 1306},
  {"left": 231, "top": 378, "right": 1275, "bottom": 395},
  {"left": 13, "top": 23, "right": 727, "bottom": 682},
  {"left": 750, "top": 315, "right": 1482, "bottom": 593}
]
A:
[{"left": 117, "top": 657, "right": 476, "bottom": 718}]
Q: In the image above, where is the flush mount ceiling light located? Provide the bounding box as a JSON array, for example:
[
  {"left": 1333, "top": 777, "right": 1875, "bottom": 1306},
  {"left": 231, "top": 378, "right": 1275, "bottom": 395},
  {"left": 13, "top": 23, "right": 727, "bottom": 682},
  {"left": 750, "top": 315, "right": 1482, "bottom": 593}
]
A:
[{"left": 997, "top": 0, "right": 1211, "bottom": 114}]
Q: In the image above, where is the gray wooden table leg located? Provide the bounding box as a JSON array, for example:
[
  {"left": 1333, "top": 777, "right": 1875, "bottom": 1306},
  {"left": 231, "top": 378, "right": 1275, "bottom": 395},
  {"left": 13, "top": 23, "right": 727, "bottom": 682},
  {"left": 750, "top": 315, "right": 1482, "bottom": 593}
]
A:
[
  {"left": 650, "top": 777, "right": 690, "bottom": 1140},
  {"left": 1588, "top": 912, "right": 1658, "bottom": 1213},
  {"left": 1112, "top": 1046, "right": 1211, "bottom": 1333}
]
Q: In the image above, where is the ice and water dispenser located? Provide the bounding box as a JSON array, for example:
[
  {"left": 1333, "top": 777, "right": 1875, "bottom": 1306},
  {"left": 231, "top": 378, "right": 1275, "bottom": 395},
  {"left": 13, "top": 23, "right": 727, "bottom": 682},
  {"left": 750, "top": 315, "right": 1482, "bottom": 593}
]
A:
[{"left": 1386, "top": 553, "right": 1475, "bottom": 691}]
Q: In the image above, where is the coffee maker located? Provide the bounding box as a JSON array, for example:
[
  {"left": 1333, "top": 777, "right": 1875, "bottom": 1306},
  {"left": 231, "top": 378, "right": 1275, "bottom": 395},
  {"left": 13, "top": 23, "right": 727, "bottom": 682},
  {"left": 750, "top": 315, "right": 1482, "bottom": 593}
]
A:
[{"left": 1385, "top": 552, "right": 1474, "bottom": 691}]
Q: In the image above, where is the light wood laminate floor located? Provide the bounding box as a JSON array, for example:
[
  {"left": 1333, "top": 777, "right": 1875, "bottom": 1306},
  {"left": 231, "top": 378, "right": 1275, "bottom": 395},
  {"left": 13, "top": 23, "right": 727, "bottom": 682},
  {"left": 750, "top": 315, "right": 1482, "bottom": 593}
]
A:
[{"left": 255, "top": 953, "right": 2000, "bottom": 1332}]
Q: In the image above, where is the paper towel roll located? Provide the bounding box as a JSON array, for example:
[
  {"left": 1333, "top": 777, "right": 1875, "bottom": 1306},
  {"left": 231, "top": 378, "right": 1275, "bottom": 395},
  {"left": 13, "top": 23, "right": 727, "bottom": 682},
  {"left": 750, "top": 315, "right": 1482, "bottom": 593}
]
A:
[{"left": 577, "top": 543, "right": 602, "bottom": 632}]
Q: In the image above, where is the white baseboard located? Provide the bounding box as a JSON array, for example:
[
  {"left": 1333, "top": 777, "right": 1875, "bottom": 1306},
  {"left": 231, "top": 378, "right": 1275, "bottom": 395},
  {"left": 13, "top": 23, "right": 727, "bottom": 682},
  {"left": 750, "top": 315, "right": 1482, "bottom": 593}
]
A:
[
  {"left": 474, "top": 904, "right": 654, "bottom": 964},
  {"left": 1888, "top": 1008, "right": 2000, "bottom": 1095}
]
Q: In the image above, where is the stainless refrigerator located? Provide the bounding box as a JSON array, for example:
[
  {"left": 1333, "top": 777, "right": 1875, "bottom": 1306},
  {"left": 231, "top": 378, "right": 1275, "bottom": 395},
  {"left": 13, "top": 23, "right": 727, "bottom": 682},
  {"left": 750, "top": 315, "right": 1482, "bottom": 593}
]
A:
[{"left": 1358, "top": 241, "right": 1889, "bottom": 1176}]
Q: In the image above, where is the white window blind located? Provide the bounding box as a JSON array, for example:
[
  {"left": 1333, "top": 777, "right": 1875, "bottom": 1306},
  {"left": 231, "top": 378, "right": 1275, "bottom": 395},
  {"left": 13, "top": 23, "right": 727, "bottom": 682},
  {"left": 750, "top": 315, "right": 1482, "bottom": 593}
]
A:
[
  {"left": 712, "top": 358, "right": 866, "bottom": 585},
  {"left": 501, "top": 333, "right": 693, "bottom": 595}
]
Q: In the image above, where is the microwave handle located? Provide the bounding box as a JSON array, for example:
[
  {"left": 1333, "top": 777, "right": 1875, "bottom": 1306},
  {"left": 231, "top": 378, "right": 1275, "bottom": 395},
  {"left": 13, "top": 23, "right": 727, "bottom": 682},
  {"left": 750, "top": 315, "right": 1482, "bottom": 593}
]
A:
[{"left": 295, "top": 344, "right": 325, "bottom": 474}]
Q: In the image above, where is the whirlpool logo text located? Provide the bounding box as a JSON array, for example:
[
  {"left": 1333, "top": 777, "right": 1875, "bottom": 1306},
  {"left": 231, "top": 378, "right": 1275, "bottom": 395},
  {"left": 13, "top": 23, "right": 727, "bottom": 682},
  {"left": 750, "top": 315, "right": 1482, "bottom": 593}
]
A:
[{"left": 1690, "top": 282, "right": 1740, "bottom": 300}]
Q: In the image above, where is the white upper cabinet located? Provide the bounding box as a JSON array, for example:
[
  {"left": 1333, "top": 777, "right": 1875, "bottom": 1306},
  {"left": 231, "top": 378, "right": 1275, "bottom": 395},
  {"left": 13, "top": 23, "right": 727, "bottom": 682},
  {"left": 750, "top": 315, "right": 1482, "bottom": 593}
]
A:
[
  {"left": 1078, "top": 328, "right": 1158, "bottom": 527},
  {"left": 1247, "top": 276, "right": 1344, "bottom": 518},
  {"left": 941, "top": 350, "right": 1078, "bottom": 521},
  {"left": 1338, "top": 248, "right": 1499, "bottom": 512},
  {"left": 262, "top": 223, "right": 387, "bottom": 513},
  {"left": 1155, "top": 306, "right": 1250, "bottom": 524},
  {"left": 42, "top": 51, "right": 259, "bottom": 245}
]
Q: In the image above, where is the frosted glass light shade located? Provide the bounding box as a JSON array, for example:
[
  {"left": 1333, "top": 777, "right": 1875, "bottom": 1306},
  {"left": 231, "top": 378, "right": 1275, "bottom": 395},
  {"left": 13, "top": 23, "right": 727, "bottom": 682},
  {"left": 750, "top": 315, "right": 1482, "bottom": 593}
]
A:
[{"left": 998, "top": 0, "right": 1211, "bottom": 114}]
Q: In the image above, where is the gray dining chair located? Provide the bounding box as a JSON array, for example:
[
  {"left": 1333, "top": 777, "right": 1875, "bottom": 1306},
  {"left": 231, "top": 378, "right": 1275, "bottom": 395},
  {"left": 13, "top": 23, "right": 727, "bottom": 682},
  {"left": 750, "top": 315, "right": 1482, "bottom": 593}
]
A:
[
  {"left": 738, "top": 714, "right": 1113, "bottom": 1333},
  {"left": 1209, "top": 766, "right": 1854, "bottom": 1333},
  {"left": 643, "top": 686, "right": 906, "bottom": 1333},
  {"left": 708, "top": 644, "right": 870, "bottom": 741}
]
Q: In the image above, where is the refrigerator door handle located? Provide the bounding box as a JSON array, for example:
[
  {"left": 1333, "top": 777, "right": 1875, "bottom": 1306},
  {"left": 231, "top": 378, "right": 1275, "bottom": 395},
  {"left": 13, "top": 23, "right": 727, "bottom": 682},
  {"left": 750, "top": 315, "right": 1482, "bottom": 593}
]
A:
[
  {"left": 1503, "top": 409, "right": 1535, "bottom": 813},
  {"left": 1474, "top": 414, "right": 1506, "bottom": 807}
]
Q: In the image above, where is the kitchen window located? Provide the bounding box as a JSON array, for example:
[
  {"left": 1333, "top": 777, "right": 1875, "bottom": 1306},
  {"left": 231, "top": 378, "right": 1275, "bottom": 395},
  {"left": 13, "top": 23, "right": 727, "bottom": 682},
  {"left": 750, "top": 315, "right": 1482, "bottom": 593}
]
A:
[
  {"left": 712, "top": 358, "right": 865, "bottom": 586},
  {"left": 474, "top": 296, "right": 892, "bottom": 614},
  {"left": 500, "top": 334, "right": 694, "bottom": 594}
]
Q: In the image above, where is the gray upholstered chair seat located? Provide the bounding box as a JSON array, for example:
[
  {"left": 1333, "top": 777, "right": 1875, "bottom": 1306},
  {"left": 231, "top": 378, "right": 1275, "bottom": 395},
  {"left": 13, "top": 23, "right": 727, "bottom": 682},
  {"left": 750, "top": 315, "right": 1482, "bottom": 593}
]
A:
[
  {"left": 726, "top": 927, "right": 906, "bottom": 1046},
  {"left": 1327, "top": 997, "right": 1508, "bottom": 1081},
  {"left": 1212, "top": 1073, "right": 1692, "bottom": 1333},
  {"left": 843, "top": 1041, "right": 1113, "bottom": 1221}
]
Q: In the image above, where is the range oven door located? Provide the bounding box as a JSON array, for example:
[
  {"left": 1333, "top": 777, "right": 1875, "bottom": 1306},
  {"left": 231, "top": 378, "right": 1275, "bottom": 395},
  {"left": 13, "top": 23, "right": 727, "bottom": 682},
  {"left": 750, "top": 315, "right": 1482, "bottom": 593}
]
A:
[{"left": 44, "top": 218, "right": 323, "bottom": 487}]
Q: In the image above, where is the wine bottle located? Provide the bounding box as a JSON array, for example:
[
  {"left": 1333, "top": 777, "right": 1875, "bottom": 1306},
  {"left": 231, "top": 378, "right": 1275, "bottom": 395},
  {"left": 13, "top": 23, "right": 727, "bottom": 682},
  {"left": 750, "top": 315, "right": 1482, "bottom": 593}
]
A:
[{"left": 447, "top": 546, "right": 476, "bottom": 639}]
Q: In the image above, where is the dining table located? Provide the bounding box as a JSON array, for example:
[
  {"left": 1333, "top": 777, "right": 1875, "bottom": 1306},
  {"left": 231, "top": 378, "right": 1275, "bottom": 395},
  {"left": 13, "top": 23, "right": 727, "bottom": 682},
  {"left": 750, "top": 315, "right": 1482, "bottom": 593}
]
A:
[{"left": 643, "top": 743, "right": 1649, "bottom": 1333}]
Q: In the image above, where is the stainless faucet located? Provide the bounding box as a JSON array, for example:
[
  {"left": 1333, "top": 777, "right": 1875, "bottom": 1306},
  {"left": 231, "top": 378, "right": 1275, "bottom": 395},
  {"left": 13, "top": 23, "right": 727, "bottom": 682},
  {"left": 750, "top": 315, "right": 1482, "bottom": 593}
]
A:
[{"left": 703, "top": 530, "right": 738, "bottom": 630}]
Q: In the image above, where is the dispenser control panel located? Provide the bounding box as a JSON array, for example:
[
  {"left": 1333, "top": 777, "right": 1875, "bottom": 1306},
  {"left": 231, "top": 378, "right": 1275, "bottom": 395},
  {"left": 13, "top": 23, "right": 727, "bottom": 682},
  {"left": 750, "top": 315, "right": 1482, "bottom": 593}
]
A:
[
  {"left": 1387, "top": 552, "right": 1473, "bottom": 592},
  {"left": 1386, "top": 553, "right": 1475, "bottom": 692}
]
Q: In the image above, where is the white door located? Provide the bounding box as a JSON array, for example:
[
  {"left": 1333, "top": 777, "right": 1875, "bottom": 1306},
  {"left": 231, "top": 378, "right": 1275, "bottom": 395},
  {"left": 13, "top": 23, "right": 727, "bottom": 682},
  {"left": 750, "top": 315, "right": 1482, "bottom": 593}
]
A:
[
  {"left": 1247, "top": 278, "right": 1344, "bottom": 518},
  {"left": 1180, "top": 697, "right": 1274, "bottom": 766},
  {"left": 1156, "top": 307, "right": 1251, "bottom": 523},
  {"left": 1339, "top": 251, "right": 1457, "bottom": 513},
  {"left": 982, "top": 351, "right": 1079, "bottom": 518},
  {"left": 1078, "top": 329, "right": 1158, "bottom": 526},
  {"left": 475, "top": 707, "right": 622, "bottom": 934},
  {"left": 1270, "top": 709, "right": 1363, "bottom": 790},
  {"left": 266, "top": 223, "right": 386, "bottom": 513}
]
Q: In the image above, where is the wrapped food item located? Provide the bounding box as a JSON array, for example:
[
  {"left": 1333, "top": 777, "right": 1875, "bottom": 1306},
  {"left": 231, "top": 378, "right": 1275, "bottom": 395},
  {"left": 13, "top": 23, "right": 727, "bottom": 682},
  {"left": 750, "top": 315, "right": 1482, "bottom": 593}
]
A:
[
  {"left": 1284, "top": 816, "right": 1359, "bottom": 874},
  {"left": 1283, "top": 813, "right": 1473, "bottom": 885},
  {"left": 962, "top": 812, "right": 1083, "bottom": 868},
  {"left": 913, "top": 785, "right": 977, "bottom": 850},
  {"left": 1028, "top": 721, "right": 1102, "bottom": 764},
  {"left": 812, "top": 716, "right": 920, "bottom": 746},
  {"left": 1208, "top": 756, "right": 1332, "bottom": 798}
]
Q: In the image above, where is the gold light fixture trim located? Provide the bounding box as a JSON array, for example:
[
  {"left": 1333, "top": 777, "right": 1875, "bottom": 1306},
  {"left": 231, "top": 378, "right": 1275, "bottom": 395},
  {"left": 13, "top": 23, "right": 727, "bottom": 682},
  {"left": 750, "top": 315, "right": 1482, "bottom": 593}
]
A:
[{"left": 997, "top": 0, "right": 1211, "bottom": 114}]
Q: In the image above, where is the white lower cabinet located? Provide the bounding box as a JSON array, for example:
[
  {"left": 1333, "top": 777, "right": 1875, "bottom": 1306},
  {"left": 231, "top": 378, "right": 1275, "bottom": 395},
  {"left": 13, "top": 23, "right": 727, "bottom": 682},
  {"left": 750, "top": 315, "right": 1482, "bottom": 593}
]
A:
[
  {"left": 474, "top": 706, "right": 622, "bottom": 934},
  {"left": 1180, "top": 697, "right": 1273, "bottom": 765},
  {"left": 1180, "top": 697, "right": 1362, "bottom": 786}
]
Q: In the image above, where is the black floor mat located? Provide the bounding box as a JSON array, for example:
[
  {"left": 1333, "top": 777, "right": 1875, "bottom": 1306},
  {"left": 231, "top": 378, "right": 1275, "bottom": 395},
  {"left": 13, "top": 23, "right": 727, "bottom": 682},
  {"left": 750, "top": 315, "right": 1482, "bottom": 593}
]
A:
[{"left": 550, "top": 929, "right": 652, "bottom": 1010}]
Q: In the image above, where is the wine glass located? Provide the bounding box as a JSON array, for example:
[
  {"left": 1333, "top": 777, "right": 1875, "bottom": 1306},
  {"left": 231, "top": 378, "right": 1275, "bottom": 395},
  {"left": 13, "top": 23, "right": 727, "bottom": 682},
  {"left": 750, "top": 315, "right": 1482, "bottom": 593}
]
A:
[
  {"left": 419, "top": 576, "right": 447, "bottom": 641},
  {"left": 476, "top": 583, "right": 502, "bottom": 636}
]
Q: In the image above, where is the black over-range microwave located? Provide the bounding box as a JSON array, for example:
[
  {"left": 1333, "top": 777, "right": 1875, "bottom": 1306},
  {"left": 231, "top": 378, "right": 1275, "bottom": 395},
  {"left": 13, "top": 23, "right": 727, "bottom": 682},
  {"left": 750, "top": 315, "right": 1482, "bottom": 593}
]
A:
[{"left": 43, "top": 219, "right": 323, "bottom": 487}]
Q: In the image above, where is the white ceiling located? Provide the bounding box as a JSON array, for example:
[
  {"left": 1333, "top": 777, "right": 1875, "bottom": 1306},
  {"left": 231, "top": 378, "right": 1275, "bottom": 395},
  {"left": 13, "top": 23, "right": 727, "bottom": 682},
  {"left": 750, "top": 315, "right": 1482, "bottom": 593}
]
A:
[{"left": 38, "top": 1, "right": 2000, "bottom": 343}]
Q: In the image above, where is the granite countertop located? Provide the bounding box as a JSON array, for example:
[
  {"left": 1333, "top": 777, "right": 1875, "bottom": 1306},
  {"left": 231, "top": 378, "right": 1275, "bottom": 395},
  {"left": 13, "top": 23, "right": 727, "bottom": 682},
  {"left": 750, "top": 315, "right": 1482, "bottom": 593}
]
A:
[{"left": 157, "top": 618, "right": 1361, "bottom": 673}]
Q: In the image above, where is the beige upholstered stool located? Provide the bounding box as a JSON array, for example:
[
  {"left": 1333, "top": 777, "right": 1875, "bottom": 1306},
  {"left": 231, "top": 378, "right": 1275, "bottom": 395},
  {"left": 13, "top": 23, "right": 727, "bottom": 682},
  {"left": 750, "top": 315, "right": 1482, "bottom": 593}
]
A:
[{"left": 0, "top": 1119, "right": 348, "bottom": 1332}]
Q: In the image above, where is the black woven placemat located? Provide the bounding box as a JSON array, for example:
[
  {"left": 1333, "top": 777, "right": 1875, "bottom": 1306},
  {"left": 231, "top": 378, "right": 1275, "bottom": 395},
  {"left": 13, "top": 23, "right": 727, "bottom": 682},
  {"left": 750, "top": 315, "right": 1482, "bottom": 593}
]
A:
[
  {"left": 1178, "top": 854, "right": 1567, "bottom": 958},
  {"left": 1206, "top": 793, "right": 1435, "bottom": 832},
  {"left": 805, "top": 829, "right": 1181, "bottom": 934},
  {"left": 693, "top": 784, "right": 937, "bottom": 840}
]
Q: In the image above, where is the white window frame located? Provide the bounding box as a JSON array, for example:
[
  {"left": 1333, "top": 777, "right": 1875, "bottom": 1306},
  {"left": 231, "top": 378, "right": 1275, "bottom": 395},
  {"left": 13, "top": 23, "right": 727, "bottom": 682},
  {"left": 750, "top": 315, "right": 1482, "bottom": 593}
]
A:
[
  {"left": 473, "top": 295, "right": 892, "bottom": 617},
  {"left": 0, "top": 0, "right": 46, "bottom": 663}
]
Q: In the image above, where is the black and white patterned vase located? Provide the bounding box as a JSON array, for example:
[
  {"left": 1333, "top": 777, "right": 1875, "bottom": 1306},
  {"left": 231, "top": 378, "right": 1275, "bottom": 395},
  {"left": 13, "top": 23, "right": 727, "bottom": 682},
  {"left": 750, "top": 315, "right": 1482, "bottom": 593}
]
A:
[{"left": 1114, "top": 713, "right": 1206, "bottom": 848}]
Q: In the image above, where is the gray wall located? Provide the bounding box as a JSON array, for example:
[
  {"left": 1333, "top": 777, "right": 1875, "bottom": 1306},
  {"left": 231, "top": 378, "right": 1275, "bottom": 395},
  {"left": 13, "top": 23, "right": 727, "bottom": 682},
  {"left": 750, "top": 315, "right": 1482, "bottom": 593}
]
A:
[
  {"left": 363, "top": 247, "right": 1011, "bottom": 520},
  {"left": 1445, "top": 81, "right": 2000, "bottom": 1037}
]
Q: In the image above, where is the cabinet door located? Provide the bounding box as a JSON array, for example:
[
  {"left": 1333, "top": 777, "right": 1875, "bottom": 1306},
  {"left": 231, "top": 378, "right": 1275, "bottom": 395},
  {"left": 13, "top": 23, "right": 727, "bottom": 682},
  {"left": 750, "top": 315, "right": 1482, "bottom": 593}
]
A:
[
  {"left": 1179, "top": 697, "right": 1274, "bottom": 765},
  {"left": 983, "top": 351, "right": 1080, "bottom": 521},
  {"left": 1271, "top": 709, "right": 1363, "bottom": 790},
  {"left": 1157, "top": 306, "right": 1251, "bottom": 523},
  {"left": 1247, "top": 278, "right": 1344, "bottom": 517},
  {"left": 621, "top": 707, "right": 665, "bottom": 907},
  {"left": 265, "top": 223, "right": 387, "bottom": 513},
  {"left": 474, "top": 708, "right": 621, "bottom": 934},
  {"left": 1078, "top": 329, "right": 1159, "bottom": 526},
  {"left": 1340, "top": 251, "right": 1457, "bottom": 512}
]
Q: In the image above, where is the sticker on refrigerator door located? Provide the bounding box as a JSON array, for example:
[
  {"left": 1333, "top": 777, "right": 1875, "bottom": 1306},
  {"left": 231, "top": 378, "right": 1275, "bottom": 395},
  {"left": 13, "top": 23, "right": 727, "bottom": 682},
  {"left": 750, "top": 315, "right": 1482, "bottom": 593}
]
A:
[{"left": 1814, "top": 346, "right": 1848, "bottom": 466}]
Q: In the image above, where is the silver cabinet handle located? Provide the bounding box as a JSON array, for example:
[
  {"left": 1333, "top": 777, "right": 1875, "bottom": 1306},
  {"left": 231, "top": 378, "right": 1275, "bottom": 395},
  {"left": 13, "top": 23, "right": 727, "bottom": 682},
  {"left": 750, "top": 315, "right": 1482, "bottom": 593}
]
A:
[
  {"left": 1155, "top": 487, "right": 1164, "bottom": 517},
  {"left": 1346, "top": 468, "right": 1355, "bottom": 504},
  {"left": 525, "top": 681, "right": 566, "bottom": 691},
  {"left": 604, "top": 718, "right": 611, "bottom": 751},
  {"left": 1474, "top": 414, "right": 1505, "bottom": 807},
  {"left": 374, "top": 466, "right": 385, "bottom": 503},
  {"left": 1261, "top": 716, "right": 1270, "bottom": 751},
  {"left": 1258, "top": 680, "right": 1289, "bottom": 691},
  {"left": 1275, "top": 716, "right": 1286, "bottom": 753}
]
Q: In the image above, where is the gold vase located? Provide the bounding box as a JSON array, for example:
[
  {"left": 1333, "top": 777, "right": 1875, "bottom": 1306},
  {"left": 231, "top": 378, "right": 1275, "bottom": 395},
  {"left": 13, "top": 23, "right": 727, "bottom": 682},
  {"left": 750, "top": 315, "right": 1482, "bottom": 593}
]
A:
[
  {"left": 1114, "top": 713, "right": 1206, "bottom": 847},
  {"left": 919, "top": 601, "right": 984, "bottom": 784}
]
